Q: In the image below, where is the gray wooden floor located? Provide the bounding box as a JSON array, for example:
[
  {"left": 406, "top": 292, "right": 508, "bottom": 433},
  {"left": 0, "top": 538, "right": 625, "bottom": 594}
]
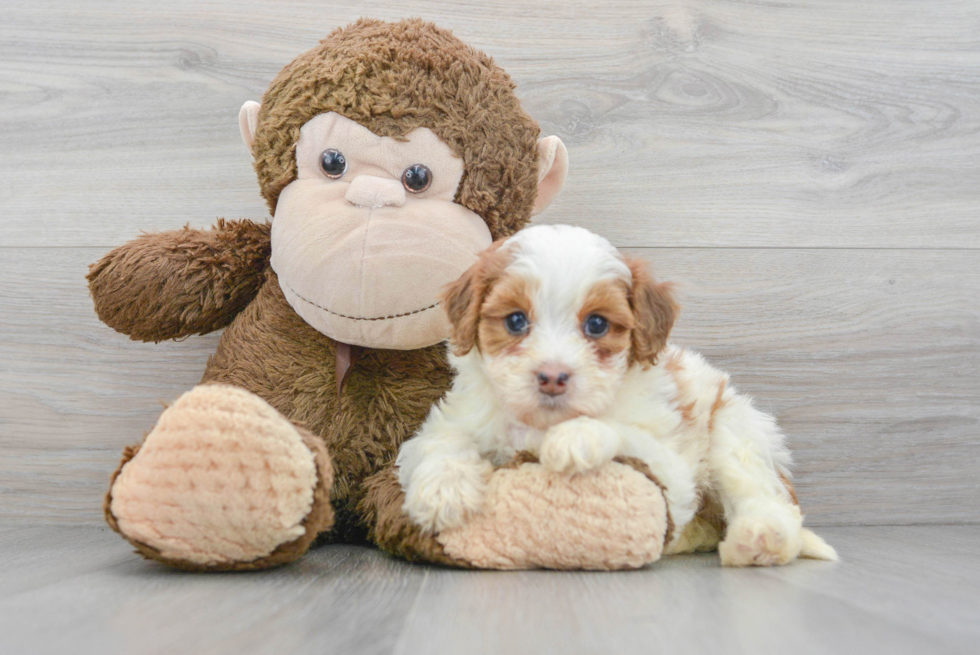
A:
[
  {"left": 2, "top": 1, "right": 979, "bottom": 653},
  {"left": 0, "top": 526, "right": 977, "bottom": 655}
]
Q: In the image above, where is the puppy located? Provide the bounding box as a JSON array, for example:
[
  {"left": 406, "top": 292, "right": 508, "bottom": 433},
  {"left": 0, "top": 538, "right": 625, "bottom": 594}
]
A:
[{"left": 396, "top": 225, "right": 836, "bottom": 566}]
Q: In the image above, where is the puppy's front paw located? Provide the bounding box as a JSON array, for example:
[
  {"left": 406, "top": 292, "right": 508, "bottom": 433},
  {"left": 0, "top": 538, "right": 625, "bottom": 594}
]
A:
[
  {"left": 402, "top": 455, "right": 493, "bottom": 533},
  {"left": 540, "top": 417, "right": 620, "bottom": 474},
  {"left": 718, "top": 510, "right": 803, "bottom": 567}
]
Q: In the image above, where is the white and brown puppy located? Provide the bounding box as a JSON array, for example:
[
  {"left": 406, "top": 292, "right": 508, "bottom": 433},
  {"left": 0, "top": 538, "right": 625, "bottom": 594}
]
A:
[{"left": 396, "top": 225, "right": 836, "bottom": 566}]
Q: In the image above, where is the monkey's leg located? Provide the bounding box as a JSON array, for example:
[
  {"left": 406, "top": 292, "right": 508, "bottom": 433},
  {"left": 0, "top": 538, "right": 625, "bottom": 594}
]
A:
[
  {"left": 105, "top": 384, "right": 334, "bottom": 571},
  {"left": 358, "top": 462, "right": 471, "bottom": 567},
  {"left": 359, "top": 455, "right": 669, "bottom": 570}
]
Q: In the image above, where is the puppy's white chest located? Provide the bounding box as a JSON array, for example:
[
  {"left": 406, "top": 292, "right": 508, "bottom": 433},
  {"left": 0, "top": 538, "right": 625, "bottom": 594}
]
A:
[{"left": 506, "top": 422, "right": 546, "bottom": 454}]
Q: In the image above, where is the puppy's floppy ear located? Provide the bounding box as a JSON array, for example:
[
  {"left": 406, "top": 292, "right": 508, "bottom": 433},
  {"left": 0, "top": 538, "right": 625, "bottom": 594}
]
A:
[
  {"left": 442, "top": 266, "right": 482, "bottom": 356},
  {"left": 441, "top": 240, "right": 508, "bottom": 356},
  {"left": 625, "top": 256, "right": 679, "bottom": 366}
]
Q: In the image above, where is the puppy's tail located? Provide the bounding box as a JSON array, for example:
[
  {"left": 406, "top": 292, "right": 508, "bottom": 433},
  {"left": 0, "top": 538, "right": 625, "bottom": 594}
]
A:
[{"left": 799, "top": 528, "right": 838, "bottom": 561}]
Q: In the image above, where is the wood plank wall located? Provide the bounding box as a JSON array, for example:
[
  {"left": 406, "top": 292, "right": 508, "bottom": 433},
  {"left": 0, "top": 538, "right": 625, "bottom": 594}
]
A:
[{"left": 1, "top": 0, "right": 978, "bottom": 526}]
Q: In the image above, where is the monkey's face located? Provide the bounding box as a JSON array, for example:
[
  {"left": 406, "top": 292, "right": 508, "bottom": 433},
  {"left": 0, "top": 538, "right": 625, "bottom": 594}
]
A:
[
  {"left": 242, "top": 21, "right": 570, "bottom": 349},
  {"left": 270, "top": 112, "right": 493, "bottom": 350}
]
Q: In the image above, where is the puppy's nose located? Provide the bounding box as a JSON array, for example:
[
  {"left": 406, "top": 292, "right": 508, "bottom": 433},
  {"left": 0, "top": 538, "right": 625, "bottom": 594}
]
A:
[
  {"left": 536, "top": 365, "right": 571, "bottom": 396},
  {"left": 345, "top": 175, "right": 406, "bottom": 208}
]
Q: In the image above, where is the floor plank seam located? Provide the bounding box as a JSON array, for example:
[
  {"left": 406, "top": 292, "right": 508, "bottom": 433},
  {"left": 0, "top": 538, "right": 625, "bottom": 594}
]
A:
[{"left": 390, "top": 568, "right": 432, "bottom": 655}]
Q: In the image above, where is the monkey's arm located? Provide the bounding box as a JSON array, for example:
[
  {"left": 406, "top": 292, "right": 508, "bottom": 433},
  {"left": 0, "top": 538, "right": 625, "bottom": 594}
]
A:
[{"left": 88, "top": 219, "right": 271, "bottom": 342}]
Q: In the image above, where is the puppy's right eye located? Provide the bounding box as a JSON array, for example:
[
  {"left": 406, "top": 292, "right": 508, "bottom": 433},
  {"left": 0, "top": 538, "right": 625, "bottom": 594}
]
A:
[
  {"left": 504, "top": 311, "right": 530, "bottom": 335},
  {"left": 583, "top": 313, "right": 610, "bottom": 338}
]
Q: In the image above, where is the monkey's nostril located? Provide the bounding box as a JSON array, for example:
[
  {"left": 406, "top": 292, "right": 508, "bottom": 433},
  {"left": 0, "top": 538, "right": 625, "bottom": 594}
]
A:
[
  {"left": 556, "top": 372, "right": 569, "bottom": 385},
  {"left": 538, "top": 372, "right": 550, "bottom": 385}
]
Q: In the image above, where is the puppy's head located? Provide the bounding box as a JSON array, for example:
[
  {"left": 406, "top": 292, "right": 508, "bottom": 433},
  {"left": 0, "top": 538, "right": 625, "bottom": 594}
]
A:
[{"left": 442, "top": 225, "right": 677, "bottom": 429}]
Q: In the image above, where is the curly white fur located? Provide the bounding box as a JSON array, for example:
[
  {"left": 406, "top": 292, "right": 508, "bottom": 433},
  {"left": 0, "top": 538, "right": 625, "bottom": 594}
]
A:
[{"left": 397, "top": 225, "right": 836, "bottom": 566}]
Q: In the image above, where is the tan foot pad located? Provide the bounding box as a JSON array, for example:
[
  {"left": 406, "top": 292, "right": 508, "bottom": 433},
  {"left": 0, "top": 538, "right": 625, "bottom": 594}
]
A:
[
  {"left": 109, "top": 384, "right": 318, "bottom": 566},
  {"left": 436, "top": 460, "right": 668, "bottom": 570}
]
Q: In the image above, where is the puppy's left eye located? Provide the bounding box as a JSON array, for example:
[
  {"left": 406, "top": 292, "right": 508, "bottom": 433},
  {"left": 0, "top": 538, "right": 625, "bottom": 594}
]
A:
[
  {"left": 583, "top": 314, "right": 609, "bottom": 338},
  {"left": 505, "top": 311, "right": 530, "bottom": 335}
]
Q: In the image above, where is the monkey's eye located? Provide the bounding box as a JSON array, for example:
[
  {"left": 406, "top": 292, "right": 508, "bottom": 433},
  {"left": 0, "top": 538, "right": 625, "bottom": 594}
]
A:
[
  {"left": 583, "top": 314, "right": 610, "bottom": 338},
  {"left": 320, "top": 149, "right": 347, "bottom": 179},
  {"left": 402, "top": 164, "right": 432, "bottom": 193},
  {"left": 505, "top": 311, "right": 530, "bottom": 336}
]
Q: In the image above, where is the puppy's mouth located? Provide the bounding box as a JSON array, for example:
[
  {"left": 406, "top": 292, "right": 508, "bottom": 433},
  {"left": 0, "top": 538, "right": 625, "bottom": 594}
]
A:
[
  {"left": 514, "top": 392, "right": 582, "bottom": 429},
  {"left": 537, "top": 394, "right": 568, "bottom": 410}
]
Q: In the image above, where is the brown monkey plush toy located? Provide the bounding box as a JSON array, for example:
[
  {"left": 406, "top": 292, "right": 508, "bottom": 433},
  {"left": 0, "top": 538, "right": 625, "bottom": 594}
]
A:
[{"left": 89, "top": 18, "right": 671, "bottom": 571}]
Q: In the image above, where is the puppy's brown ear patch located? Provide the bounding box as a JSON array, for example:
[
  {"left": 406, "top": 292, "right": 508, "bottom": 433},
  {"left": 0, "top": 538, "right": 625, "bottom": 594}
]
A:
[
  {"left": 578, "top": 279, "right": 635, "bottom": 363},
  {"left": 626, "top": 257, "right": 678, "bottom": 366},
  {"left": 441, "top": 240, "right": 510, "bottom": 356}
]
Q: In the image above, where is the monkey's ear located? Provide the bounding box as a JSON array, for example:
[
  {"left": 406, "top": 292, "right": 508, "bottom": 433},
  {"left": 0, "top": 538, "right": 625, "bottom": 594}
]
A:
[
  {"left": 238, "top": 101, "right": 261, "bottom": 153},
  {"left": 625, "top": 256, "right": 679, "bottom": 367},
  {"left": 531, "top": 136, "right": 568, "bottom": 216}
]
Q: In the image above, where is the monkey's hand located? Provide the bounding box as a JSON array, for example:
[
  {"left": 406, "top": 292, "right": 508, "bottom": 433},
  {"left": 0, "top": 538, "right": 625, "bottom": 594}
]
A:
[{"left": 88, "top": 219, "right": 270, "bottom": 342}]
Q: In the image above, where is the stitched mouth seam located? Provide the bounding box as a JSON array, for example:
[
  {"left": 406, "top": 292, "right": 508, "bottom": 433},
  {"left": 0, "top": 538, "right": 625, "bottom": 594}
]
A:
[{"left": 284, "top": 281, "right": 440, "bottom": 321}]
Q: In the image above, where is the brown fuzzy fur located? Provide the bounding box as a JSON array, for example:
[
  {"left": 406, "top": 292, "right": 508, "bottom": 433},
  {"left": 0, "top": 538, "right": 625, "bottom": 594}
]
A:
[
  {"left": 359, "top": 466, "right": 471, "bottom": 567},
  {"left": 88, "top": 219, "right": 271, "bottom": 342},
  {"left": 199, "top": 272, "right": 455, "bottom": 543},
  {"left": 252, "top": 18, "right": 541, "bottom": 239},
  {"left": 90, "top": 18, "right": 669, "bottom": 571}
]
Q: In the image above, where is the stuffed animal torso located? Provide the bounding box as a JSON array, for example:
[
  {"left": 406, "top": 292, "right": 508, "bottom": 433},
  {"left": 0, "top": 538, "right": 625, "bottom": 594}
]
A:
[
  {"left": 202, "top": 270, "right": 453, "bottom": 542},
  {"left": 90, "top": 18, "right": 673, "bottom": 571}
]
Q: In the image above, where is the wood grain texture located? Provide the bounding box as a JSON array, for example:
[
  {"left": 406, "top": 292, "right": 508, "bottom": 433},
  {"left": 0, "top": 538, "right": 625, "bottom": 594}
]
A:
[
  {"left": 0, "top": 526, "right": 977, "bottom": 655},
  {"left": 2, "top": 3, "right": 977, "bottom": 651},
  {"left": 1, "top": 1, "right": 978, "bottom": 531},
  {"left": 1, "top": 247, "right": 976, "bottom": 526},
  {"left": 394, "top": 525, "right": 980, "bottom": 655},
  {"left": 1, "top": 0, "right": 979, "bottom": 248},
  {"left": 0, "top": 526, "right": 428, "bottom": 655}
]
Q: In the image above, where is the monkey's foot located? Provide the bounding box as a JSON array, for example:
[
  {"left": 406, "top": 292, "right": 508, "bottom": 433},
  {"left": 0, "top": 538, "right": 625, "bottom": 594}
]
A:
[
  {"left": 106, "top": 384, "right": 334, "bottom": 571},
  {"left": 435, "top": 454, "right": 670, "bottom": 570}
]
